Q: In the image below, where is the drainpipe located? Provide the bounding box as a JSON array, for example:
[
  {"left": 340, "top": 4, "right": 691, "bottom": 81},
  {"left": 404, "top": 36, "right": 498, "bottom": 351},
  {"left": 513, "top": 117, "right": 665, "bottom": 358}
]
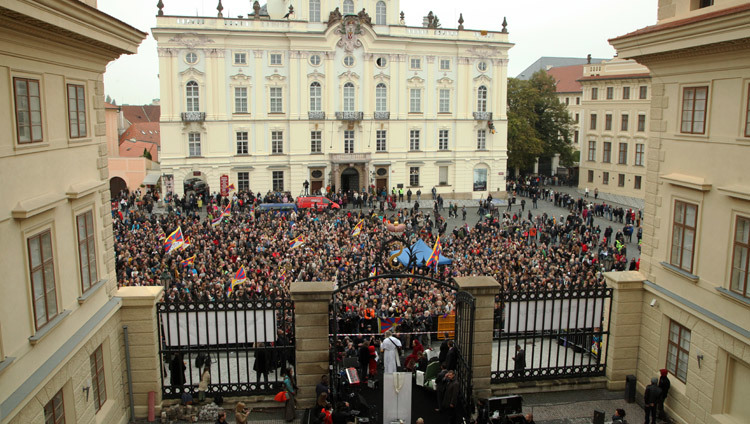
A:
[{"left": 123, "top": 325, "right": 136, "bottom": 423}]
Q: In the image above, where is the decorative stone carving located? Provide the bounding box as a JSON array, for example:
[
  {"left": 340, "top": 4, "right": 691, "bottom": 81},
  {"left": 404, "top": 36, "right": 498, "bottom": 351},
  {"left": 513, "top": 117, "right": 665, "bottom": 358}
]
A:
[
  {"left": 230, "top": 71, "right": 251, "bottom": 82},
  {"left": 466, "top": 46, "right": 500, "bottom": 58},
  {"left": 407, "top": 76, "right": 425, "bottom": 85},
  {"left": 180, "top": 67, "right": 205, "bottom": 78},
  {"left": 207, "top": 48, "right": 225, "bottom": 58},
  {"left": 217, "top": 0, "right": 224, "bottom": 17},
  {"left": 357, "top": 9, "right": 372, "bottom": 26},
  {"left": 373, "top": 72, "right": 390, "bottom": 82},
  {"left": 336, "top": 16, "right": 363, "bottom": 52},
  {"left": 327, "top": 7, "right": 342, "bottom": 27},
  {"left": 426, "top": 56, "right": 435, "bottom": 64},
  {"left": 307, "top": 70, "right": 325, "bottom": 80},
  {"left": 253, "top": 1, "right": 261, "bottom": 19},
  {"left": 458, "top": 13, "right": 464, "bottom": 30},
  {"left": 338, "top": 70, "right": 360, "bottom": 80},
  {"left": 157, "top": 48, "right": 176, "bottom": 57},
  {"left": 501, "top": 17, "right": 508, "bottom": 34},
  {"left": 157, "top": 0, "right": 164, "bottom": 16},
  {"left": 265, "top": 74, "right": 287, "bottom": 82},
  {"left": 254, "top": 50, "right": 264, "bottom": 58},
  {"left": 169, "top": 33, "right": 215, "bottom": 49},
  {"left": 436, "top": 76, "right": 453, "bottom": 85}
]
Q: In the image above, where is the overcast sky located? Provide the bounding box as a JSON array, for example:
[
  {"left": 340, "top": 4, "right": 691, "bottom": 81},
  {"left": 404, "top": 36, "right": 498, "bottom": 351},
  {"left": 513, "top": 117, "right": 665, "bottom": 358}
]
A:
[{"left": 100, "top": 0, "right": 657, "bottom": 105}]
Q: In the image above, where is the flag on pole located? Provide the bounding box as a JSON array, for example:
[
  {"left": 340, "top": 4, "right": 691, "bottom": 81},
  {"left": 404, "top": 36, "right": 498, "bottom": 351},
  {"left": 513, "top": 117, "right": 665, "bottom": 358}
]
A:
[
  {"left": 425, "top": 235, "right": 442, "bottom": 269},
  {"left": 289, "top": 235, "right": 305, "bottom": 249},
  {"left": 181, "top": 236, "right": 192, "bottom": 250},
  {"left": 231, "top": 266, "right": 246, "bottom": 291},
  {"left": 351, "top": 219, "right": 364, "bottom": 237},
  {"left": 163, "top": 227, "right": 184, "bottom": 253},
  {"left": 156, "top": 226, "right": 166, "bottom": 240},
  {"left": 211, "top": 215, "right": 223, "bottom": 227},
  {"left": 227, "top": 183, "right": 236, "bottom": 192},
  {"left": 369, "top": 264, "right": 377, "bottom": 277},
  {"left": 222, "top": 203, "right": 231, "bottom": 217},
  {"left": 378, "top": 317, "right": 402, "bottom": 333},
  {"left": 180, "top": 255, "right": 196, "bottom": 267}
]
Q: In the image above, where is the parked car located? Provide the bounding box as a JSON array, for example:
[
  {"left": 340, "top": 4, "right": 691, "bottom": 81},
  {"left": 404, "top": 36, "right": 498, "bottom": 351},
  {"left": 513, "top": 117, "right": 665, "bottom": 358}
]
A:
[
  {"left": 183, "top": 178, "right": 208, "bottom": 195},
  {"left": 297, "top": 196, "right": 340, "bottom": 211}
]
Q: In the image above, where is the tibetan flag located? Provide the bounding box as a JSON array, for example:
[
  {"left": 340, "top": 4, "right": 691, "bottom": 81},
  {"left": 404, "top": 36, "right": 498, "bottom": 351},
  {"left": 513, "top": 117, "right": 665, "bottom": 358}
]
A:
[
  {"left": 227, "top": 183, "right": 236, "bottom": 192},
  {"left": 222, "top": 203, "right": 231, "bottom": 217},
  {"left": 289, "top": 235, "right": 305, "bottom": 249},
  {"left": 181, "top": 236, "right": 192, "bottom": 250},
  {"left": 156, "top": 226, "right": 166, "bottom": 240},
  {"left": 231, "top": 266, "right": 247, "bottom": 291},
  {"left": 180, "top": 255, "right": 196, "bottom": 267},
  {"left": 164, "top": 227, "right": 184, "bottom": 253},
  {"left": 425, "top": 235, "right": 442, "bottom": 269},
  {"left": 351, "top": 219, "right": 364, "bottom": 237},
  {"left": 369, "top": 265, "right": 377, "bottom": 277},
  {"left": 211, "top": 215, "right": 223, "bottom": 227},
  {"left": 378, "top": 317, "right": 402, "bottom": 333}
]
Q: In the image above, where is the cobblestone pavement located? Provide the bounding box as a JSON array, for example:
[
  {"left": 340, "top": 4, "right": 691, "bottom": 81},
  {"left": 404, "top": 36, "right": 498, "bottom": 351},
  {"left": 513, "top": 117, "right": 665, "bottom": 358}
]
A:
[{"left": 522, "top": 388, "right": 646, "bottom": 424}]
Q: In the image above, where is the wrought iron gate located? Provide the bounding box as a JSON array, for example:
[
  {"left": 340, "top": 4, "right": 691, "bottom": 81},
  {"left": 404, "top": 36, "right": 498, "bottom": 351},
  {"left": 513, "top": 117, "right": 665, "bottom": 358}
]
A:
[{"left": 454, "top": 290, "right": 476, "bottom": 420}]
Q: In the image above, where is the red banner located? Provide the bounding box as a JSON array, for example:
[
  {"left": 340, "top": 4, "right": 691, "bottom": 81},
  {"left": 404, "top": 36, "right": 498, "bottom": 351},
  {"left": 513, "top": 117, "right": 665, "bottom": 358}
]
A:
[{"left": 220, "top": 175, "right": 229, "bottom": 196}]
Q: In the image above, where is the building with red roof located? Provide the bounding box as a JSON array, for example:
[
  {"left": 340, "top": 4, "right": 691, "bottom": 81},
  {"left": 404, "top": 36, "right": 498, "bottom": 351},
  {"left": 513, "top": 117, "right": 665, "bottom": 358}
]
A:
[{"left": 106, "top": 104, "right": 161, "bottom": 193}]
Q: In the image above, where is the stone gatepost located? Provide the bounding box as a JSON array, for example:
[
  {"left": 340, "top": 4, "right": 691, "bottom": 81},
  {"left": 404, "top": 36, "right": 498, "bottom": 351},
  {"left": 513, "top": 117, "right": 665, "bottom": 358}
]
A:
[
  {"left": 602, "top": 271, "right": 645, "bottom": 390},
  {"left": 290, "top": 281, "right": 334, "bottom": 408},
  {"left": 117, "top": 286, "right": 164, "bottom": 418},
  {"left": 455, "top": 276, "right": 501, "bottom": 401}
]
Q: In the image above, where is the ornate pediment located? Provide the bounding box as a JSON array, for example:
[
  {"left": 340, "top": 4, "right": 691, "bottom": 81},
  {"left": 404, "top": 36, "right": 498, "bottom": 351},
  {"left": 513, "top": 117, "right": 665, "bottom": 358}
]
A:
[
  {"left": 466, "top": 46, "right": 500, "bottom": 58},
  {"left": 338, "top": 70, "right": 360, "bottom": 80},
  {"left": 473, "top": 74, "right": 492, "bottom": 84},
  {"left": 437, "top": 76, "right": 454, "bottom": 85},
  {"left": 373, "top": 72, "right": 390, "bottom": 82},
  {"left": 407, "top": 76, "right": 425, "bottom": 85},
  {"left": 168, "top": 33, "right": 214, "bottom": 49},
  {"left": 336, "top": 15, "right": 364, "bottom": 52},
  {"left": 230, "top": 71, "right": 251, "bottom": 82},
  {"left": 308, "top": 70, "right": 326, "bottom": 80},
  {"left": 265, "top": 73, "right": 287, "bottom": 82},
  {"left": 179, "top": 67, "right": 204, "bottom": 79}
]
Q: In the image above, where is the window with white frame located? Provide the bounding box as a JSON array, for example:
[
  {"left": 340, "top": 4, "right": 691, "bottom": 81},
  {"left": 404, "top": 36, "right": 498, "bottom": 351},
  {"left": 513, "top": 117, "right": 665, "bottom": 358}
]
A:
[
  {"left": 671, "top": 200, "right": 698, "bottom": 273},
  {"left": 439, "top": 59, "right": 450, "bottom": 71},
  {"left": 344, "top": 130, "right": 355, "bottom": 153},
  {"left": 76, "top": 211, "right": 97, "bottom": 293},
  {"left": 343, "top": 0, "right": 354, "bottom": 14},
  {"left": 438, "top": 129, "right": 449, "bottom": 151},
  {"left": 311, "top": 130, "right": 322, "bottom": 153},
  {"left": 236, "top": 131, "right": 248, "bottom": 155},
  {"left": 270, "top": 53, "right": 283, "bottom": 66},
  {"left": 29, "top": 230, "right": 57, "bottom": 330},
  {"left": 477, "top": 130, "right": 487, "bottom": 150},
  {"left": 409, "top": 129, "right": 420, "bottom": 150},
  {"left": 309, "top": 0, "right": 321, "bottom": 22},
  {"left": 234, "top": 52, "right": 247, "bottom": 65},
  {"left": 375, "top": 83, "right": 387, "bottom": 112},
  {"left": 309, "top": 82, "right": 322, "bottom": 111},
  {"left": 272, "top": 171, "right": 284, "bottom": 191},
  {"left": 409, "top": 167, "right": 420, "bottom": 187},
  {"left": 477, "top": 86, "right": 488, "bottom": 112},
  {"left": 270, "top": 87, "right": 283, "bottom": 113},
  {"left": 439, "top": 166, "right": 448, "bottom": 186},
  {"left": 409, "top": 89, "right": 421, "bottom": 113},
  {"left": 439, "top": 89, "right": 450, "bottom": 113},
  {"left": 186, "top": 81, "right": 199, "bottom": 112},
  {"left": 310, "top": 54, "right": 321, "bottom": 66},
  {"left": 237, "top": 172, "right": 250, "bottom": 191},
  {"left": 271, "top": 130, "right": 283, "bottom": 154},
  {"left": 375, "top": 1, "right": 386, "bottom": 25},
  {"left": 410, "top": 57, "right": 421, "bottom": 70},
  {"left": 667, "top": 320, "right": 690, "bottom": 383},
  {"left": 343, "top": 82, "right": 355, "bottom": 112},
  {"left": 376, "top": 130, "right": 387, "bottom": 152},
  {"left": 234, "top": 87, "right": 248, "bottom": 113},
  {"left": 188, "top": 132, "right": 201, "bottom": 156}
]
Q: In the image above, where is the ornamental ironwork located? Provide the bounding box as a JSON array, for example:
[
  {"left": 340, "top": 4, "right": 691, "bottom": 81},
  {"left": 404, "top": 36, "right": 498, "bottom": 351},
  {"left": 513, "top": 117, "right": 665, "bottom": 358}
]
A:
[
  {"left": 373, "top": 111, "right": 390, "bottom": 120},
  {"left": 181, "top": 112, "right": 206, "bottom": 122},
  {"left": 473, "top": 111, "right": 492, "bottom": 121},
  {"left": 308, "top": 111, "right": 326, "bottom": 120},
  {"left": 335, "top": 111, "right": 363, "bottom": 121}
]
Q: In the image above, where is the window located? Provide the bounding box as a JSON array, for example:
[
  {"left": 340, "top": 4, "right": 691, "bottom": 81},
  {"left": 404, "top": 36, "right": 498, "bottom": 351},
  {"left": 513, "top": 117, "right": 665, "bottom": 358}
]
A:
[
  {"left": 576, "top": 97, "right": 580, "bottom": 105},
  {"left": 375, "top": 83, "right": 387, "bottom": 112},
  {"left": 90, "top": 345, "right": 106, "bottom": 412},
  {"left": 310, "top": 54, "right": 321, "bottom": 66},
  {"left": 591, "top": 87, "right": 598, "bottom": 100},
  {"left": 410, "top": 57, "right": 421, "bottom": 70},
  {"left": 271, "top": 130, "right": 283, "bottom": 154},
  {"left": 438, "top": 129, "right": 449, "bottom": 151},
  {"left": 473, "top": 168, "right": 488, "bottom": 191},
  {"left": 639, "top": 86, "right": 648, "bottom": 99},
  {"left": 344, "top": 130, "right": 354, "bottom": 153},
  {"left": 439, "top": 166, "right": 448, "bottom": 186},
  {"left": 623, "top": 86, "right": 630, "bottom": 100},
  {"left": 343, "top": 55, "right": 355, "bottom": 67},
  {"left": 634, "top": 175, "right": 642, "bottom": 190},
  {"left": 575, "top": 113, "right": 579, "bottom": 123},
  {"left": 234, "top": 87, "right": 248, "bottom": 113},
  {"left": 376, "top": 130, "right": 387, "bottom": 152},
  {"left": 236, "top": 131, "right": 248, "bottom": 155},
  {"left": 310, "top": 130, "right": 322, "bottom": 153},
  {"left": 234, "top": 52, "right": 247, "bottom": 65},
  {"left": 44, "top": 390, "right": 65, "bottom": 424},
  {"left": 574, "top": 130, "right": 579, "bottom": 145},
  {"left": 270, "top": 53, "right": 283, "bottom": 66},
  {"left": 477, "top": 61, "right": 488, "bottom": 72},
  {"left": 409, "top": 129, "right": 420, "bottom": 150},
  {"left": 14, "top": 78, "right": 43, "bottom": 143},
  {"left": 618, "top": 143, "right": 628, "bottom": 164},
  {"left": 602, "top": 171, "right": 609, "bottom": 185},
  {"left": 681, "top": 86, "right": 708, "bottom": 134},
  {"left": 343, "top": 0, "right": 354, "bottom": 14},
  {"left": 635, "top": 143, "right": 645, "bottom": 166},
  {"left": 409, "top": 167, "right": 420, "bottom": 187},
  {"left": 477, "top": 129, "right": 487, "bottom": 150},
  {"left": 185, "top": 52, "right": 198, "bottom": 64},
  {"left": 186, "top": 81, "right": 199, "bottom": 112},
  {"left": 76, "top": 211, "right": 97, "bottom": 292},
  {"left": 309, "top": 82, "right": 322, "bottom": 112},
  {"left": 375, "top": 1, "right": 386, "bottom": 25},
  {"left": 272, "top": 171, "right": 284, "bottom": 191},
  {"left": 376, "top": 56, "right": 387, "bottom": 68},
  {"left": 238, "top": 172, "right": 249, "bottom": 191},
  {"left": 621, "top": 114, "right": 629, "bottom": 131},
  {"left": 746, "top": 84, "right": 750, "bottom": 137},
  {"left": 731, "top": 216, "right": 750, "bottom": 298},
  {"left": 309, "top": 0, "right": 320, "bottom": 22},
  {"left": 439, "top": 89, "right": 450, "bottom": 113},
  {"left": 667, "top": 320, "right": 691, "bottom": 383},
  {"left": 618, "top": 174, "right": 625, "bottom": 187},
  {"left": 587, "top": 140, "right": 596, "bottom": 161},
  {"left": 590, "top": 113, "right": 597, "bottom": 130},
  {"left": 603, "top": 142, "right": 611, "bottom": 163},
  {"left": 605, "top": 114, "right": 612, "bottom": 131},
  {"left": 343, "top": 82, "right": 355, "bottom": 112},
  {"left": 565, "top": 97, "right": 570, "bottom": 106},
  {"left": 409, "top": 89, "right": 421, "bottom": 113},
  {"left": 188, "top": 132, "right": 201, "bottom": 156},
  {"left": 67, "top": 84, "right": 86, "bottom": 138},
  {"left": 440, "top": 59, "right": 450, "bottom": 71},
  {"left": 29, "top": 231, "right": 56, "bottom": 330},
  {"left": 671, "top": 200, "right": 698, "bottom": 273},
  {"left": 638, "top": 114, "right": 646, "bottom": 132},
  {"left": 270, "top": 87, "right": 283, "bottom": 113},
  {"left": 587, "top": 170, "right": 594, "bottom": 183},
  {"left": 477, "top": 86, "right": 488, "bottom": 112},
  {"left": 606, "top": 87, "right": 613, "bottom": 100}
]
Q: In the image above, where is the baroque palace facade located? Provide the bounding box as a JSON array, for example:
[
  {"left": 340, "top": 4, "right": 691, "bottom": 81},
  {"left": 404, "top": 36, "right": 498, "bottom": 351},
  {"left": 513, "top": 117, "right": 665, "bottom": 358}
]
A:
[{"left": 154, "top": 0, "right": 511, "bottom": 199}]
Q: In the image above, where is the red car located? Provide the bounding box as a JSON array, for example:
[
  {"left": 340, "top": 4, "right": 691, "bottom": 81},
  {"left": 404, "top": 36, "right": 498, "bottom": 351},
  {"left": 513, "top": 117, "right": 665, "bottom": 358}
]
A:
[{"left": 296, "top": 196, "right": 340, "bottom": 211}]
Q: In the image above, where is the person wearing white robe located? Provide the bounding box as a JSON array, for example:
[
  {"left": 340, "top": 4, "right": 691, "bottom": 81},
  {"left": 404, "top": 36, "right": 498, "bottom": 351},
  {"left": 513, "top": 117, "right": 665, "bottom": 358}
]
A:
[{"left": 381, "top": 330, "right": 402, "bottom": 374}]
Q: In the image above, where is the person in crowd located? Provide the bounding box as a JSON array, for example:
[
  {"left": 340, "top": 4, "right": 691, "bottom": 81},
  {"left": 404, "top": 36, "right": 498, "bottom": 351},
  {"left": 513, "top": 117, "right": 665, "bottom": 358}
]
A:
[
  {"left": 234, "top": 402, "right": 249, "bottom": 424},
  {"left": 658, "top": 368, "right": 671, "bottom": 419},
  {"left": 198, "top": 366, "right": 210, "bottom": 403},
  {"left": 283, "top": 367, "right": 297, "bottom": 422},
  {"left": 644, "top": 377, "right": 662, "bottom": 424}
]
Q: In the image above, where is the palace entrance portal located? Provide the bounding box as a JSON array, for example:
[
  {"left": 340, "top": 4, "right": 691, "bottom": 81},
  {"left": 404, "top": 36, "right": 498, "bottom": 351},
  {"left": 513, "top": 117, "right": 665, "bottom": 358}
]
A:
[{"left": 341, "top": 167, "right": 359, "bottom": 192}]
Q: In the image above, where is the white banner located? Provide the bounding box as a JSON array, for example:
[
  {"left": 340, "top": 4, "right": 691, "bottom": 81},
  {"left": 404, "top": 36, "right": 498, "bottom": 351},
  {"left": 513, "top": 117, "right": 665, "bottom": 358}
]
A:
[
  {"left": 161, "top": 309, "right": 277, "bottom": 347},
  {"left": 503, "top": 297, "right": 605, "bottom": 333}
]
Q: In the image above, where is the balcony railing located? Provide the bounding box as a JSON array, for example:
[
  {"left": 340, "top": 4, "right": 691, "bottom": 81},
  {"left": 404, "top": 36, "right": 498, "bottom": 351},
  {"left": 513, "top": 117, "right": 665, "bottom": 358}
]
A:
[
  {"left": 330, "top": 153, "right": 371, "bottom": 164},
  {"left": 473, "top": 111, "right": 493, "bottom": 121},
  {"left": 181, "top": 112, "right": 206, "bottom": 122},
  {"left": 374, "top": 111, "right": 390, "bottom": 120},
  {"left": 308, "top": 111, "right": 326, "bottom": 120},
  {"left": 335, "top": 111, "right": 363, "bottom": 121}
]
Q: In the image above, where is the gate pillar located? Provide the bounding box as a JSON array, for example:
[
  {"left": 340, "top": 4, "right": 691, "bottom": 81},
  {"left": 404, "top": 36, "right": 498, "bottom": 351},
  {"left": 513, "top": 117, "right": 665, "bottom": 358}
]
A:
[
  {"left": 290, "top": 281, "right": 334, "bottom": 408},
  {"left": 456, "top": 276, "right": 500, "bottom": 400},
  {"left": 602, "top": 271, "right": 645, "bottom": 390}
]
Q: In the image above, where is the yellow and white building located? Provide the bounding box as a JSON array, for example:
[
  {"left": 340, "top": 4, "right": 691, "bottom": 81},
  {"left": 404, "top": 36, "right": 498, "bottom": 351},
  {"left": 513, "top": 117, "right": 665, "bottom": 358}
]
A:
[
  {"left": 610, "top": 0, "right": 750, "bottom": 423},
  {"left": 153, "top": 0, "right": 511, "bottom": 199},
  {"left": 0, "top": 1, "right": 145, "bottom": 423}
]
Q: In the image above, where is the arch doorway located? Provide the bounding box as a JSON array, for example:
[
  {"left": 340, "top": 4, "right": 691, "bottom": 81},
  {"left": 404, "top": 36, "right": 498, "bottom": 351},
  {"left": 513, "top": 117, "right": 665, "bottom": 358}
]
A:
[
  {"left": 109, "top": 176, "right": 127, "bottom": 199},
  {"left": 341, "top": 167, "right": 359, "bottom": 192}
]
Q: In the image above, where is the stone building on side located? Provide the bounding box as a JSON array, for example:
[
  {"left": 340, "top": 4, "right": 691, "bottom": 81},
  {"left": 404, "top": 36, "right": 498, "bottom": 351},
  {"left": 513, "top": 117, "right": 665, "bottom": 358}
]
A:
[
  {"left": 154, "top": 0, "right": 511, "bottom": 199},
  {"left": 609, "top": 1, "right": 750, "bottom": 423}
]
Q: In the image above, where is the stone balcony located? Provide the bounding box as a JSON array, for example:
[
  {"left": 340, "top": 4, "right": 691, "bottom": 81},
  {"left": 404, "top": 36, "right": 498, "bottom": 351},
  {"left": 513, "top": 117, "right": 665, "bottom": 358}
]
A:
[
  {"left": 330, "top": 153, "right": 371, "bottom": 164},
  {"left": 181, "top": 112, "right": 206, "bottom": 122},
  {"left": 473, "top": 111, "right": 493, "bottom": 121},
  {"left": 308, "top": 111, "right": 326, "bottom": 120},
  {"left": 335, "top": 111, "right": 364, "bottom": 121},
  {"left": 374, "top": 111, "right": 390, "bottom": 120}
]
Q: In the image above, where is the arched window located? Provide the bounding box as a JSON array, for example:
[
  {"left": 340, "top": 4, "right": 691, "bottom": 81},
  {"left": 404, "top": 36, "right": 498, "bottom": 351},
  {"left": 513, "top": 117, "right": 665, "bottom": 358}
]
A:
[
  {"left": 477, "top": 85, "right": 487, "bottom": 112},
  {"left": 186, "top": 81, "right": 199, "bottom": 112},
  {"left": 309, "top": 0, "right": 320, "bottom": 22},
  {"left": 376, "top": 1, "right": 386, "bottom": 25},
  {"left": 310, "top": 82, "right": 322, "bottom": 111},
  {"left": 375, "top": 83, "right": 387, "bottom": 112},
  {"left": 343, "top": 0, "right": 354, "bottom": 15},
  {"left": 343, "top": 82, "right": 355, "bottom": 112}
]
